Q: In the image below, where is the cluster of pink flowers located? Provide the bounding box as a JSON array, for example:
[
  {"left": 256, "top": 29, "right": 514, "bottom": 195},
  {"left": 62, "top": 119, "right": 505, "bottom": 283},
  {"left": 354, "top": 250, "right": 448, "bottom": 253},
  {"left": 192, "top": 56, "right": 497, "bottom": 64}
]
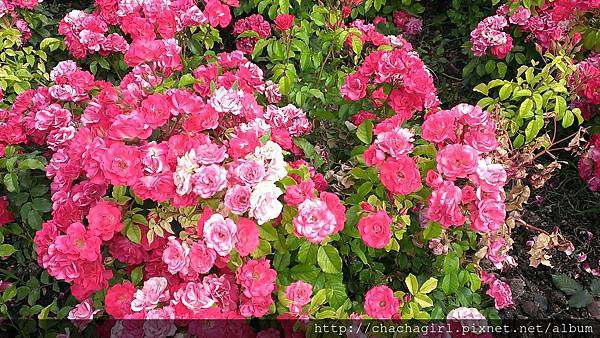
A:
[
  {"left": 578, "top": 133, "right": 600, "bottom": 191},
  {"left": 341, "top": 46, "right": 439, "bottom": 122},
  {"left": 423, "top": 104, "right": 507, "bottom": 233},
  {"left": 470, "top": 14, "right": 513, "bottom": 59},
  {"left": 8, "top": 28, "right": 324, "bottom": 323},
  {"left": 573, "top": 55, "right": 600, "bottom": 106},
  {"left": 59, "top": 0, "right": 238, "bottom": 59},
  {"left": 58, "top": 10, "right": 128, "bottom": 59},
  {"left": 233, "top": 14, "right": 271, "bottom": 53},
  {"left": 392, "top": 10, "right": 422, "bottom": 35},
  {"left": 345, "top": 18, "right": 417, "bottom": 50}
]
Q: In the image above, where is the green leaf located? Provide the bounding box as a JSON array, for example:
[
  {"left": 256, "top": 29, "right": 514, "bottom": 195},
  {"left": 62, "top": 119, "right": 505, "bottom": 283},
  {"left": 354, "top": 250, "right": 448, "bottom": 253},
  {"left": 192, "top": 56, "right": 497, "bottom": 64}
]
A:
[
  {"left": 518, "top": 98, "right": 533, "bottom": 118},
  {"left": 555, "top": 96, "right": 567, "bottom": 119},
  {"left": 126, "top": 223, "right": 142, "bottom": 244},
  {"left": 423, "top": 222, "right": 442, "bottom": 240},
  {"left": 131, "top": 266, "right": 144, "bottom": 285},
  {"left": 589, "top": 279, "right": 600, "bottom": 297},
  {"left": 294, "top": 138, "right": 324, "bottom": 168},
  {"left": 31, "top": 198, "right": 51, "bottom": 213},
  {"left": 561, "top": 110, "right": 574, "bottom": 128},
  {"left": 310, "top": 288, "right": 328, "bottom": 308},
  {"left": 499, "top": 84, "right": 512, "bottom": 101},
  {"left": 414, "top": 293, "right": 433, "bottom": 308},
  {"left": 552, "top": 274, "right": 583, "bottom": 295},
  {"left": 419, "top": 278, "right": 438, "bottom": 294},
  {"left": 356, "top": 120, "right": 373, "bottom": 144},
  {"left": 443, "top": 254, "right": 459, "bottom": 273},
  {"left": 473, "top": 83, "right": 488, "bottom": 95},
  {"left": 4, "top": 173, "right": 18, "bottom": 192},
  {"left": 178, "top": 74, "right": 196, "bottom": 87},
  {"left": 0, "top": 244, "right": 16, "bottom": 257},
  {"left": 290, "top": 264, "right": 319, "bottom": 283},
  {"left": 405, "top": 273, "right": 419, "bottom": 295},
  {"left": 441, "top": 272, "right": 460, "bottom": 294},
  {"left": 568, "top": 290, "right": 594, "bottom": 308},
  {"left": 317, "top": 245, "right": 342, "bottom": 274},
  {"left": 18, "top": 159, "right": 45, "bottom": 170}
]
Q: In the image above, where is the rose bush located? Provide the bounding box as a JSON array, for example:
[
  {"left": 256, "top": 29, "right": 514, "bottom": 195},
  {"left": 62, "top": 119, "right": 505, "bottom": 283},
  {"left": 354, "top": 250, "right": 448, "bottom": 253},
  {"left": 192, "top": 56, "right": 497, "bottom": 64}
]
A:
[{"left": 0, "top": 0, "right": 597, "bottom": 336}]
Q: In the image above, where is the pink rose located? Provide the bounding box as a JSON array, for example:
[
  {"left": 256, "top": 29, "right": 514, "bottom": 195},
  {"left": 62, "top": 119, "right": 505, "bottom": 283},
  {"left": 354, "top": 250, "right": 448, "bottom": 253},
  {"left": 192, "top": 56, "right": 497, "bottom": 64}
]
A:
[
  {"left": 486, "top": 279, "right": 513, "bottom": 309},
  {"left": 421, "top": 109, "right": 457, "bottom": 144},
  {"left": 285, "top": 281, "right": 312, "bottom": 314},
  {"left": 236, "top": 258, "right": 277, "bottom": 298},
  {"left": 203, "top": 214, "right": 237, "bottom": 256},
  {"left": 224, "top": 184, "right": 251, "bottom": 214},
  {"left": 436, "top": 144, "right": 479, "bottom": 180},
  {"left": 87, "top": 200, "right": 122, "bottom": 241},
  {"left": 358, "top": 210, "right": 392, "bottom": 249},
  {"left": 175, "top": 282, "right": 214, "bottom": 310},
  {"left": 375, "top": 127, "right": 414, "bottom": 158},
  {"left": 234, "top": 217, "right": 260, "bottom": 256},
  {"left": 379, "top": 156, "right": 422, "bottom": 195},
  {"left": 191, "top": 164, "right": 228, "bottom": 198},
  {"left": 363, "top": 285, "right": 399, "bottom": 319},
  {"left": 274, "top": 14, "right": 295, "bottom": 31},
  {"left": 471, "top": 198, "right": 506, "bottom": 232},
  {"left": 341, "top": 73, "right": 367, "bottom": 101},
  {"left": 426, "top": 181, "right": 465, "bottom": 228},
  {"left": 68, "top": 298, "right": 98, "bottom": 330},
  {"left": 454, "top": 103, "right": 488, "bottom": 126},
  {"left": 293, "top": 198, "right": 337, "bottom": 243},
  {"left": 473, "top": 160, "right": 507, "bottom": 192},
  {"left": 162, "top": 236, "right": 190, "bottom": 274},
  {"left": 131, "top": 277, "right": 170, "bottom": 312}
]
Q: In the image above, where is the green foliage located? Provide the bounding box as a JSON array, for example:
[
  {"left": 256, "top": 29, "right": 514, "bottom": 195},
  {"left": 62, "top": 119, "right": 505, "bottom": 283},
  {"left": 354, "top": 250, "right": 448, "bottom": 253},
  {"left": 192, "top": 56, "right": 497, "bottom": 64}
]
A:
[
  {"left": 552, "top": 274, "right": 599, "bottom": 308},
  {"left": 475, "top": 54, "right": 583, "bottom": 147}
]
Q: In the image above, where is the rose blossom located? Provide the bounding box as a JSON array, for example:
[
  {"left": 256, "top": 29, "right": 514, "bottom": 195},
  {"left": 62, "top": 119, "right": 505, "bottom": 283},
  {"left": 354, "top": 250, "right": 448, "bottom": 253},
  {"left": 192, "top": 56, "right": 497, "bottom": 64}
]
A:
[
  {"left": 378, "top": 156, "right": 422, "bottom": 195},
  {"left": 68, "top": 298, "right": 99, "bottom": 330},
  {"left": 234, "top": 217, "right": 260, "bottom": 256},
  {"left": 162, "top": 236, "right": 190, "bottom": 274},
  {"left": 175, "top": 282, "right": 214, "bottom": 310},
  {"left": 358, "top": 210, "right": 393, "bottom": 249},
  {"left": 188, "top": 240, "right": 217, "bottom": 274},
  {"left": 436, "top": 144, "right": 479, "bottom": 180},
  {"left": 87, "top": 200, "right": 122, "bottom": 241},
  {"left": 104, "top": 282, "right": 135, "bottom": 318},
  {"left": 224, "top": 184, "right": 251, "bottom": 214},
  {"left": 285, "top": 281, "right": 312, "bottom": 314},
  {"left": 203, "top": 214, "right": 237, "bottom": 256},
  {"left": 293, "top": 198, "right": 337, "bottom": 243},
  {"left": 486, "top": 279, "right": 513, "bottom": 309},
  {"left": 249, "top": 181, "right": 283, "bottom": 225},
  {"left": 236, "top": 258, "right": 277, "bottom": 298},
  {"left": 363, "top": 285, "right": 399, "bottom": 319},
  {"left": 274, "top": 14, "right": 295, "bottom": 31},
  {"left": 131, "top": 277, "right": 170, "bottom": 312}
]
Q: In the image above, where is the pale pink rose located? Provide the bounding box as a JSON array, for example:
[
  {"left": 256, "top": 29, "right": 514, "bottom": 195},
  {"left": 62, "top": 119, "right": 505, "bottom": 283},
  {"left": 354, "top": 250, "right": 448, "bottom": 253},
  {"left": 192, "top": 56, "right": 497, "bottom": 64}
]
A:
[
  {"left": 293, "top": 198, "right": 337, "bottom": 243},
  {"left": 175, "top": 282, "right": 215, "bottom": 310},
  {"left": 203, "top": 274, "right": 239, "bottom": 311},
  {"left": 203, "top": 214, "right": 237, "bottom": 256},
  {"left": 224, "top": 184, "right": 251, "bottom": 214},
  {"left": 210, "top": 87, "right": 243, "bottom": 115},
  {"left": 453, "top": 103, "right": 489, "bottom": 126},
  {"left": 195, "top": 141, "right": 228, "bottom": 164},
  {"left": 473, "top": 159, "right": 507, "bottom": 193},
  {"left": 191, "top": 164, "right": 228, "bottom": 198},
  {"left": 249, "top": 181, "right": 283, "bottom": 225},
  {"left": 144, "top": 307, "right": 177, "bottom": 337},
  {"left": 231, "top": 159, "right": 266, "bottom": 185},
  {"left": 487, "top": 238, "right": 508, "bottom": 269},
  {"left": 162, "top": 236, "right": 189, "bottom": 274},
  {"left": 130, "top": 277, "right": 170, "bottom": 312},
  {"left": 509, "top": 6, "right": 531, "bottom": 25},
  {"left": 375, "top": 127, "right": 414, "bottom": 158},
  {"left": 188, "top": 240, "right": 216, "bottom": 274},
  {"left": 68, "top": 298, "right": 99, "bottom": 330},
  {"left": 446, "top": 307, "right": 488, "bottom": 334}
]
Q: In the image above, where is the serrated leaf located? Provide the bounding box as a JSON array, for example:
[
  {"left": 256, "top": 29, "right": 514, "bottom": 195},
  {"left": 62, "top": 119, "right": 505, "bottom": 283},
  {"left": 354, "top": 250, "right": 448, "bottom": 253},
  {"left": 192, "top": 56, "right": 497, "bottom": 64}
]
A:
[{"left": 317, "top": 245, "right": 342, "bottom": 274}]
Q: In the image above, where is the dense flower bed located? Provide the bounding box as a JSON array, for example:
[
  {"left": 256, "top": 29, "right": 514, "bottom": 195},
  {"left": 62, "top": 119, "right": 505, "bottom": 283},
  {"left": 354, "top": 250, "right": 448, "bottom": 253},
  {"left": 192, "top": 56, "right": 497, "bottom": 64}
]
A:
[{"left": 0, "top": 0, "right": 598, "bottom": 335}]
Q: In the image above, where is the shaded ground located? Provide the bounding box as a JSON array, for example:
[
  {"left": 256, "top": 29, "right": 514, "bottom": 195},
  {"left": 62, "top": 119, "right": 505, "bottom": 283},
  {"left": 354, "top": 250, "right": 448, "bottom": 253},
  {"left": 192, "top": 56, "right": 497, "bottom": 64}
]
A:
[{"left": 500, "top": 166, "right": 600, "bottom": 319}]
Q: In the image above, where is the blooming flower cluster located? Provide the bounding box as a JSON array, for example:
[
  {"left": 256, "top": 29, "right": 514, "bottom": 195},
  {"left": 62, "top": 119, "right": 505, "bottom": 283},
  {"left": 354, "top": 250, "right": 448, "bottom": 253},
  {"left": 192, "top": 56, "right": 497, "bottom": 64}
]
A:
[
  {"left": 233, "top": 14, "right": 271, "bottom": 53},
  {"left": 480, "top": 272, "right": 514, "bottom": 310},
  {"left": 392, "top": 10, "right": 423, "bottom": 35},
  {"left": 341, "top": 47, "right": 439, "bottom": 121},
  {"left": 59, "top": 0, "right": 229, "bottom": 58},
  {"left": 470, "top": 14, "right": 513, "bottom": 59},
  {"left": 11, "top": 32, "right": 323, "bottom": 323},
  {"left": 578, "top": 133, "right": 600, "bottom": 191},
  {"left": 422, "top": 104, "right": 506, "bottom": 233}
]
